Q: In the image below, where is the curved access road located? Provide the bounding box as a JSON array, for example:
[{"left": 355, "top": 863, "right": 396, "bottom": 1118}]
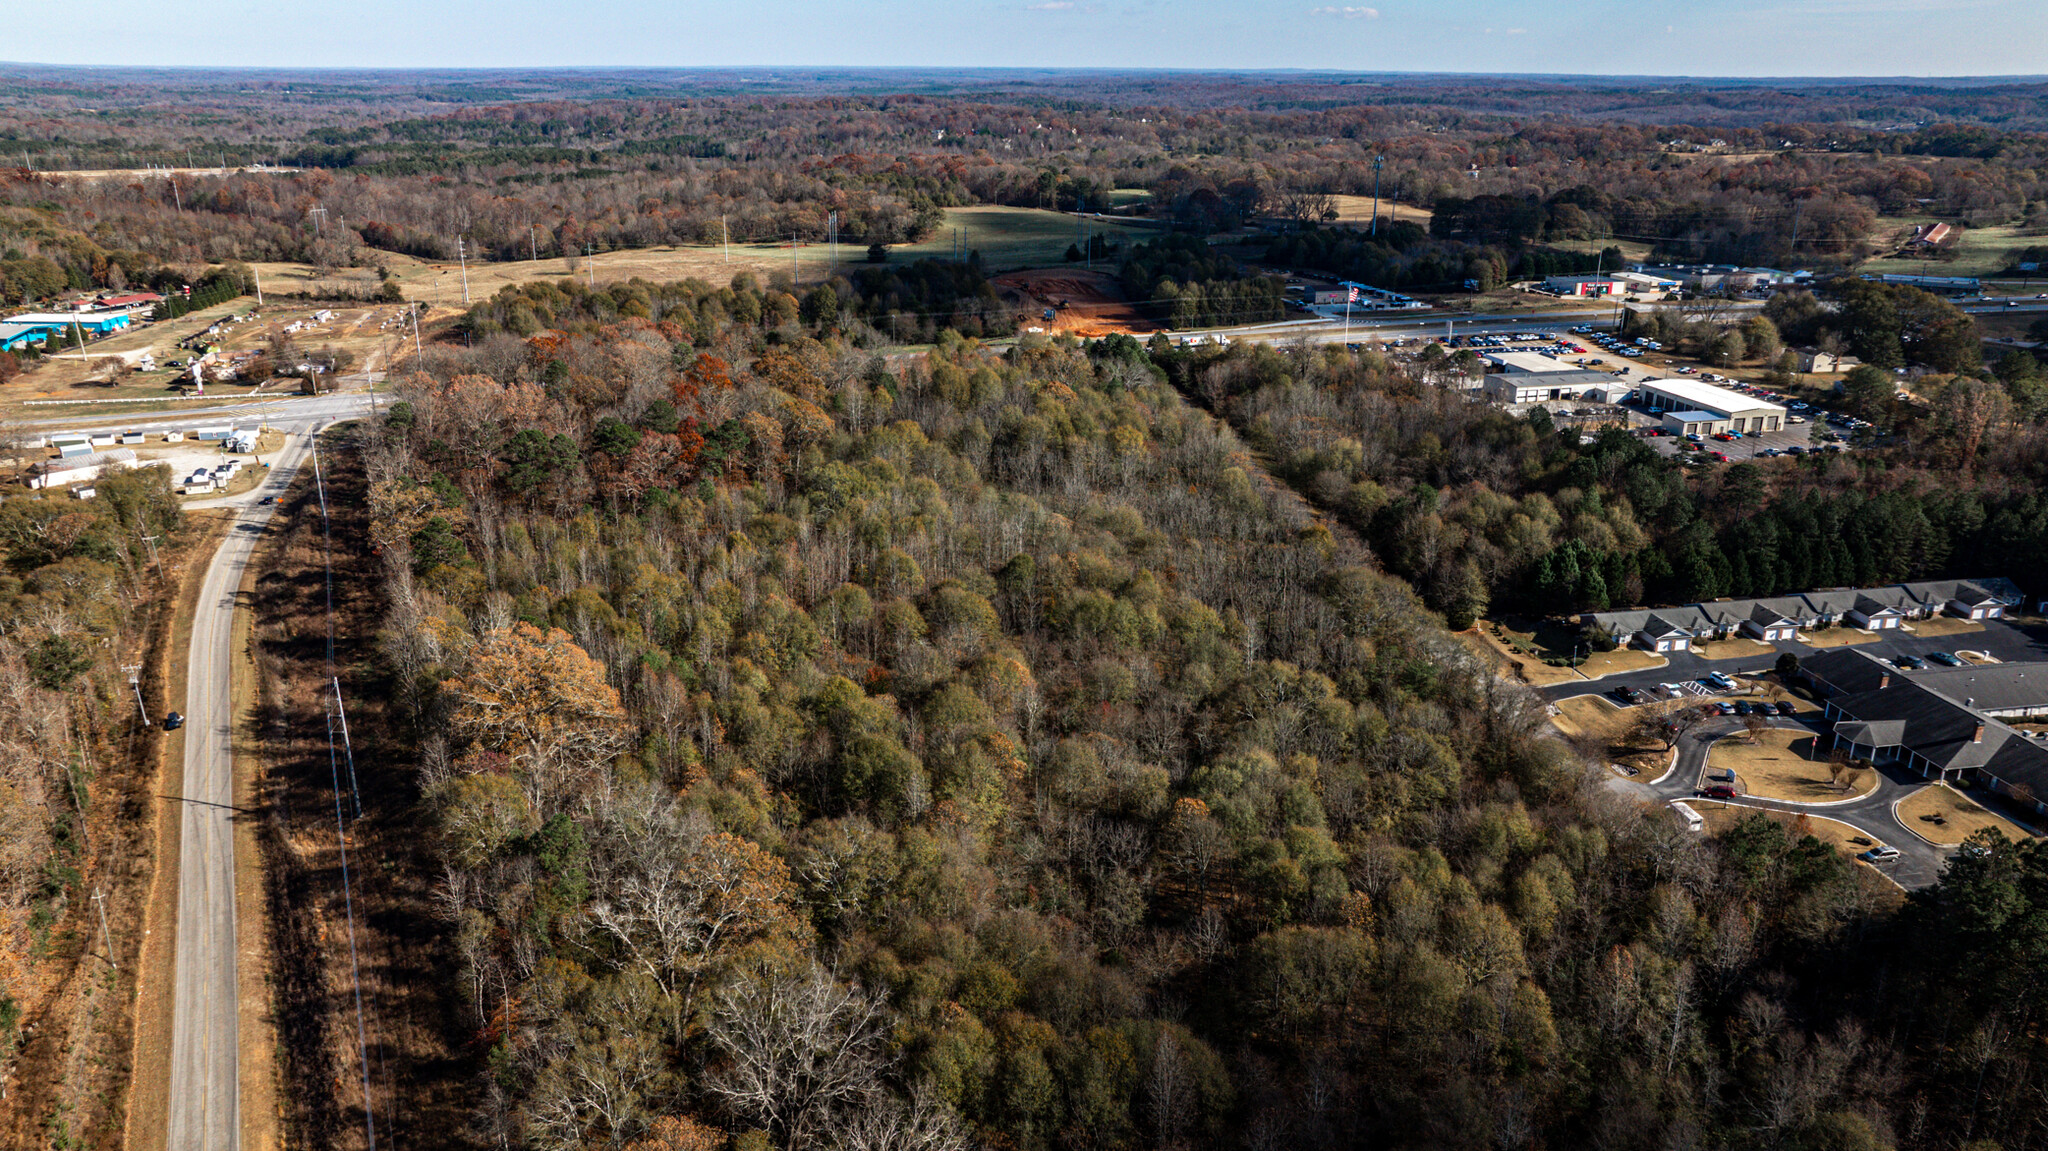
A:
[
  {"left": 1609, "top": 715, "right": 1955, "bottom": 889},
  {"left": 164, "top": 413, "right": 346, "bottom": 1150}
]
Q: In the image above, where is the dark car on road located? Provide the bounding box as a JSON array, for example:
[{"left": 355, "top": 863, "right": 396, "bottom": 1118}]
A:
[
  {"left": 1927, "top": 651, "right": 1965, "bottom": 667},
  {"left": 163, "top": 712, "right": 183, "bottom": 731},
  {"left": 1699, "top": 784, "right": 1738, "bottom": 799},
  {"left": 1774, "top": 700, "right": 1797, "bottom": 716}
]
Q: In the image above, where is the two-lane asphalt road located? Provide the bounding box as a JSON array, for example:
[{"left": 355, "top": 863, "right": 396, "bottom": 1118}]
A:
[{"left": 163, "top": 408, "right": 356, "bottom": 1150}]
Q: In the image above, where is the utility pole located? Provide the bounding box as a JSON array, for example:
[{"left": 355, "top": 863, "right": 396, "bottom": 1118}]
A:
[
  {"left": 585, "top": 243, "right": 595, "bottom": 287},
  {"left": 1370, "top": 155, "right": 1384, "bottom": 238},
  {"left": 791, "top": 234, "right": 799, "bottom": 288},
  {"left": 92, "top": 887, "right": 114, "bottom": 969},
  {"left": 456, "top": 236, "right": 470, "bottom": 304},
  {"left": 722, "top": 214, "right": 729, "bottom": 263},
  {"left": 138, "top": 533, "right": 162, "bottom": 577},
  {"left": 529, "top": 225, "right": 539, "bottom": 264},
  {"left": 253, "top": 265, "right": 264, "bottom": 306},
  {"left": 123, "top": 665, "right": 149, "bottom": 726},
  {"left": 409, "top": 306, "right": 424, "bottom": 366},
  {"left": 309, "top": 206, "right": 326, "bottom": 239}
]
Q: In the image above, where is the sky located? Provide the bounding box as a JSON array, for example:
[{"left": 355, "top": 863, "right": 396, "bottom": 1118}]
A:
[{"left": 31, "top": 0, "right": 2048, "bottom": 78}]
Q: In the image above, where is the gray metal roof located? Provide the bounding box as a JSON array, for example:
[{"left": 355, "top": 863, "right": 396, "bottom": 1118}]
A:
[{"left": 1903, "top": 665, "right": 2048, "bottom": 714}]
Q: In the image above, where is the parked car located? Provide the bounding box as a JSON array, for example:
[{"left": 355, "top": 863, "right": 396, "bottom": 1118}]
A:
[
  {"left": 1892, "top": 654, "right": 1926, "bottom": 669},
  {"left": 1709, "top": 451, "right": 1729, "bottom": 462},
  {"left": 1704, "top": 672, "right": 1736, "bottom": 690},
  {"left": 1660, "top": 683, "right": 1685, "bottom": 698},
  {"left": 1699, "top": 784, "right": 1738, "bottom": 799},
  {"left": 1774, "top": 700, "right": 1798, "bottom": 716},
  {"left": 1857, "top": 846, "right": 1902, "bottom": 864},
  {"left": 1927, "top": 651, "right": 1965, "bottom": 667},
  {"left": 1716, "top": 701, "right": 1737, "bottom": 716},
  {"left": 163, "top": 712, "right": 184, "bottom": 731},
  {"left": 1733, "top": 701, "right": 1753, "bottom": 715}
]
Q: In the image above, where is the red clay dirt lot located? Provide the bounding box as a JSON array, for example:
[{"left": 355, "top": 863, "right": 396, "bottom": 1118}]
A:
[{"left": 990, "top": 268, "right": 1157, "bottom": 337}]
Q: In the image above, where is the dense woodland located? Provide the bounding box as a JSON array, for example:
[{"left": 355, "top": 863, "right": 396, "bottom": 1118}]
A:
[
  {"left": 3, "top": 68, "right": 2048, "bottom": 310},
  {"left": 296, "top": 272, "right": 2048, "bottom": 1150},
  {"left": 0, "top": 469, "right": 184, "bottom": 1064},
  {"left": 1196, "top": 285, "right": 2048, "bottom": 626},
  {"left": 5, "top": 69, "right": 2048, "bottom": 1151}
]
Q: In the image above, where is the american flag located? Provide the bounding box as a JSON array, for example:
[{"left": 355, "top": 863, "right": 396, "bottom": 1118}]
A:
[{"left": 1347, "top": 286, "right": 1360, "bottom": 303}]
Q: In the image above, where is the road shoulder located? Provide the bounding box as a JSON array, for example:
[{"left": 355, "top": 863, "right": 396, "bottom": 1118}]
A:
[{"left": 125, "top": 511, "right": 234, "bottom": 1151}]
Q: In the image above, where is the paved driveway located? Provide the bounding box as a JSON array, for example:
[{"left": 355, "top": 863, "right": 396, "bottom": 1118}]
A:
[{"left": 1616, "top": 716, "right": 1954, "bottom": 888}]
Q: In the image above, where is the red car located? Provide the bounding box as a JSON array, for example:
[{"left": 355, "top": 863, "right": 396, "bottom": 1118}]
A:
[
  {"left": 1709, "top": 451, "right": 1729, "bottom": 462},
  {"left": 1698, "top": 784, "right": 1738, "bottom": 799}
]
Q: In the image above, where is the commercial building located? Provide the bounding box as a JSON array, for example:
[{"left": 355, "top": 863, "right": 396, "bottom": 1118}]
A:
[
  {"left": 1478, "top": 351, "right": 1632, "bottom": 404},
  {"left": 1869, "top": 273, "right": 1979, "bottom": 294},
  {"left": 1544, "top": 275, "right": 1630, "bottom": 297},
  {"left": 1636, "top": 377, "right": 1785, "bottom": 435},
  {"left": 1484, "top": 370, "right": 1633, "bottom": 405},
  {"left": 28, "top": 448, "right": 137, "bottom": 490}
]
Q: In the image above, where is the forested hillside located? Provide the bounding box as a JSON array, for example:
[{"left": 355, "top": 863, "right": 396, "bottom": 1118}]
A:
[
  {"left": 3, "top": 69, "right": 2046, "bottom": 303},
  {"left": 328, "top": 282, "right": 2048, "bottom": 1150}
]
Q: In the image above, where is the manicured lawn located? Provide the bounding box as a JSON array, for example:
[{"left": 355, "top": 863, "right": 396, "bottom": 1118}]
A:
[
  {"left": 1475, "top": 617, "right": 1667, "bottom": 685},
  {"left": 1797, "top": 628, "right": 1882, "bottom": 648},
  {"left": 1693, "top": 637, "right": 1775, "bottom": 662},
  {"left": 1695, "top": 803, "right": 1899, "bottom": 872},
  {"left": 1708, "top": 729, "right": 1879, "bottom": 802},
  {"left": 1896, "top": 783, "right": 2032, "bottom": 847},
  {"left": 1905, "top": 616, "right": 1986, "bottom": 638},
  {"left": 1550, "top": 694, "right": 1674, "bottom": 774}
]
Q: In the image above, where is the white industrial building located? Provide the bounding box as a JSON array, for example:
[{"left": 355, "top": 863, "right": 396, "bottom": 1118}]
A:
[
  {"left": 1480, "top": 351, "right": 1632, "bottom": 404},
  {"left": 1637, "top": 377, "right": 1786, "bottom": 435},
  {"left": 29, "top": 448, "right": 137, "bottom": 490}
]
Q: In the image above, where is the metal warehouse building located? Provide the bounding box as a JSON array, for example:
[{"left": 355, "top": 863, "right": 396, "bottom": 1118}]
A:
[{"left": 1638, "top": 377, "right": 1785, "bottom": 435}]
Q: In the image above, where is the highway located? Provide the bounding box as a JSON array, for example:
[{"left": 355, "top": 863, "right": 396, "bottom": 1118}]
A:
[{"left": 162, "top": 397, "right": 368, "bottom": 1150}]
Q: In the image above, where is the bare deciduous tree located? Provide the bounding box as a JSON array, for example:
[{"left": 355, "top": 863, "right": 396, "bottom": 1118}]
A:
[{"left": 704, "top": 965, "right": 891, "bottom": 1149}]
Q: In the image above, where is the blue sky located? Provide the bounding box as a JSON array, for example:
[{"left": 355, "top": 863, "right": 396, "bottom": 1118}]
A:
[{"left": 43, "top": 0, "right": 2048, "bottom": 76}]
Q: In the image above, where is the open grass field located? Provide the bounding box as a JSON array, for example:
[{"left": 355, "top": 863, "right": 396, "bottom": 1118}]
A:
[
  {"left": 250, "top": 206, "right": 1164, "bottom": 308},
  {"left": 1896, "top": 782, "right": 2032, "bottom": 846},
  {"left": 892, "top": 206, "right": 1165, "bottom": 273},
  {"left": 1540, "top": 237, "right": 1656, "bottom": 265},
  {"left": 1708, "top": 729, "right": 1878, "bottom": 802},
  {"left": 253, "top": 244, "right": 833, "bottom": 309},
  {"left": 1860, "top": 220, "right": 2046, "bottom": 279},
  {"left": 1324, "top": 195, "right": 1434, "bottom": 228}
]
